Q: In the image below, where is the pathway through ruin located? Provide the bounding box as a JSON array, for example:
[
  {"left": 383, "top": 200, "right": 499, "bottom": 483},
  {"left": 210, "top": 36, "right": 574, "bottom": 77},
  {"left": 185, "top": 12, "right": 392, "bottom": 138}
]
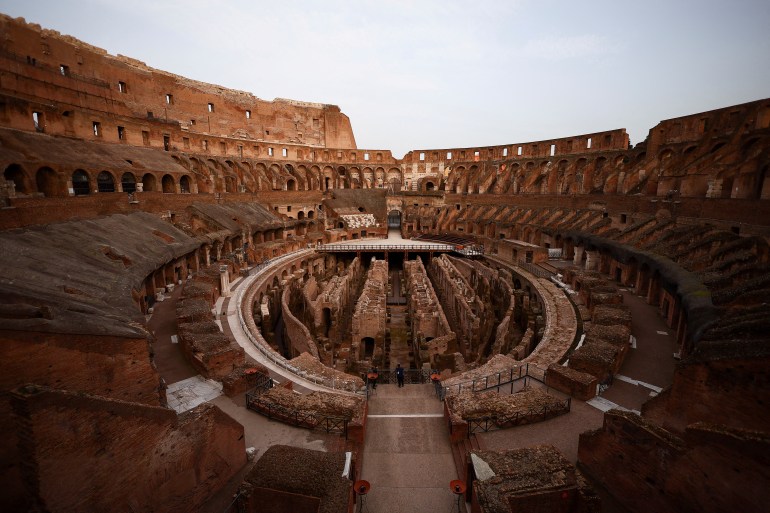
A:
[{"left": 359, "top": 383, "right": 459, "bottom": 513}]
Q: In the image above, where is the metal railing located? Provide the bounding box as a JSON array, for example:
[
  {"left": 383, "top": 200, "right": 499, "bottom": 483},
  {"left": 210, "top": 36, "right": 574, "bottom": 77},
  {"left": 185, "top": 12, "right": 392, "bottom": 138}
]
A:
[
  {"left": 440, "top": 363, "right": 547, "bottom": 399},
  {"left": 519, "top": 262, "right": 554, "bottom": 279},
  {"left": 366, "top": 368, "right": 438, "bottom": 386},
  {"left": 317, "top": 243, "right": 456, "bottom": 252},
  {"left": 245, "top": 391, "right": 350, "bottom": 438},
  {"left": 235, "top": 248, "right": 368, "bottom": 395},
  {"left": 465, "top": 397, "right": 571, "bottom": 435}
]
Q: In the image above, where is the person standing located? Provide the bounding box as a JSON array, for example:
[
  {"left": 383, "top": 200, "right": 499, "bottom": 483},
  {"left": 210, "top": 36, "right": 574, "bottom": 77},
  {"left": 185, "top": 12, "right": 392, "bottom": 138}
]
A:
[{"left": 396, "top": 363, "right": 404, "bottom": 387}]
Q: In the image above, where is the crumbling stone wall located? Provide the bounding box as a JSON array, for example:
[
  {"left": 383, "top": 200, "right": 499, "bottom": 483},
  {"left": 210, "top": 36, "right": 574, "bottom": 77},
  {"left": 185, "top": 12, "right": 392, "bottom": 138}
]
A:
[
  {"left": 308, "top": 257, "right": 363, "bottom": 343},
  {"left": 450, "top": 257, "right": 521, "bottom": 360},
  {"left": 351, "top": 258, "right": 388, "bottom": 362},
  {"left": 281, "top": 271, "right": 320, "bottom": 359},
  {"left": 429, "top": 254, "right": 487, "bottom": 360},
  {"left": 404, "top": 257, "right": 455, "bottom": 368}
]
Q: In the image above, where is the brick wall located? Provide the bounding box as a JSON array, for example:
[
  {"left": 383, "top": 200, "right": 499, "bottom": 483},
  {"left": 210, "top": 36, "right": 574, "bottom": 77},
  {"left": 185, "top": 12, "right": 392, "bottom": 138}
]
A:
[{"left": 11, "top": 386, "right": 245, "bottom": 512}]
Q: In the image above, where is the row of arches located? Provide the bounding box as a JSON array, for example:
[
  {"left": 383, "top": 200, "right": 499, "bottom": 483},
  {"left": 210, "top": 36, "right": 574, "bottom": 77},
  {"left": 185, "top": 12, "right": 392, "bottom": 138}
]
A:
[{"left": 3, "top": 164, "right": 193, "bottom": 197}]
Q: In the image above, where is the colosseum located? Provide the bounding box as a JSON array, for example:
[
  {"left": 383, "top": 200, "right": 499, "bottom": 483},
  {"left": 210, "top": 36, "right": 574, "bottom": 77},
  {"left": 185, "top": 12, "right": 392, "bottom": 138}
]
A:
[{"left": 1, "top": 13, "right": 769, "bottom": 513}]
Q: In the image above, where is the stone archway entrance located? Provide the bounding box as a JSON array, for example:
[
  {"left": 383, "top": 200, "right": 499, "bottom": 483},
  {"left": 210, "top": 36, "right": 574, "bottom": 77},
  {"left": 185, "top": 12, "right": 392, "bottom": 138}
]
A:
[{"left": 387, "top": 210, "right": 402, "bottom": 229}]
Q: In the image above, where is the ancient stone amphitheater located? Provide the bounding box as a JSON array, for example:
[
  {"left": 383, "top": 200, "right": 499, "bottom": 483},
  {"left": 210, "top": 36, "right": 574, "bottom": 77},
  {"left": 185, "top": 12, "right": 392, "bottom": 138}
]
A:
[{"left": 1, "top": 14, "right": 768, "bottom": 513}]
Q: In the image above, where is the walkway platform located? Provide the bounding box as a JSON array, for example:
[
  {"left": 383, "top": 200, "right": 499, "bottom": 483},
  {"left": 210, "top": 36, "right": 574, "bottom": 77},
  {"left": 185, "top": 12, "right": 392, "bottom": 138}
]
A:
[{"left": 361, "top": 383, "right": 463, "bottom": 513}]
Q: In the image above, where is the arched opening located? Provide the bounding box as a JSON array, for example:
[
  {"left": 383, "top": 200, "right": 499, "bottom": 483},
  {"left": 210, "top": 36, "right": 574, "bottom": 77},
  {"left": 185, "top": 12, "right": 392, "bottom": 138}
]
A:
[
  {"left": 425, "top": 181, "right": 435, "bottom": 191},
  {"left": 142, "top": 173, "right": 157, "bottom": 192},
  {"left": 757, "top": 164, "right": 770, "bottom": 200},
  {"left": 308, "top": 210, "right": 315, "bottom": 219},
  {"left": 224, "top": 176, "right": 236, "bottom": 193},
  {"left": 72, "top": 170, "right": 90, "bottom": 196},
  {"left": 362, "top": 337, "right": 375, "bottom": 358},
  {"left": 387, "top": 210, "right": 401, "bottom": 228},
  {"left": 286, "top": 179, "right": 296, "bottom": 191},
  {"left": 4, "top": 164, "right": 31, "bottom": 194},
  {"left": 180, "top": 175, "right": 191, "bottom": 193},
  {"left": 121, "top": 172, "right": 136, "bottom": 193},
  {"left": 36, "top": 167, "right": 58, "bottom": 197},
  {"left": 97, "top": 171, "right": 115, "bottom": 192},
  {"left": 322, "top": 308, "right": 332, "bottom": 337},
  {"left": 162, "top": 174, "right": 175, "bottom": 193},
  {"left": 297, "top": 211, "right": 305, "bottom": 220}
]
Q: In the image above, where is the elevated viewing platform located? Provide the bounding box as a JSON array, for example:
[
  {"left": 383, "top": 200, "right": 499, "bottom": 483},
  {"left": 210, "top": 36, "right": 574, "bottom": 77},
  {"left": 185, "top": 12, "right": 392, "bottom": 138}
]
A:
[{"left": 317, "top": 230, "right": 484, "bottom": 256}]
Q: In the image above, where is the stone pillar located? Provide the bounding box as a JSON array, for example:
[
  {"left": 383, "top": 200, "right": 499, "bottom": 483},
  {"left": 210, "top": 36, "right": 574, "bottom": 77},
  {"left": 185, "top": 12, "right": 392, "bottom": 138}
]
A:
[
  {"left": 585, "top": 250, "right": 599, "bottom": 271},
  {"left": 573, "top": 246, "right": 584, "bottom": 266},
  {"left": 220, "top": 265, "right": 231, "bottom": 298},
  {"left": 204, "top": 246, "right": 211, "bottom": 267}
]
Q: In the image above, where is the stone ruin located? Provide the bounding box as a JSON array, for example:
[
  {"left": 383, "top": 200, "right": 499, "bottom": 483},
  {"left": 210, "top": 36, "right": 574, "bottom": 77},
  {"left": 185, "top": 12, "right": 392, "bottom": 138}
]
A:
[{"left": 0, "top": 13, "right": 768, "bottom": 513}]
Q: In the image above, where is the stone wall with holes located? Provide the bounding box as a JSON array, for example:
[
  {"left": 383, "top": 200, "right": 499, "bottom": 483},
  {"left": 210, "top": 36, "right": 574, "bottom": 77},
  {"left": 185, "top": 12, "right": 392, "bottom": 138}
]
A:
[{"left": 0, "top": 15, "right": 356, "bottom": 151}]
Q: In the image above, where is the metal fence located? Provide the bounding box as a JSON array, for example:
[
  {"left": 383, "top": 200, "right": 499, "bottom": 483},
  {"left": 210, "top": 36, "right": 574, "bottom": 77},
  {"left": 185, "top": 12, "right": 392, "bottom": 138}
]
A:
[
  {"left": 366, "top": 368, "right": 437, "bottom": 386},
  {"left": 318, "top": 243, "right": 456, "bottom": 252},
  {"left": 466, "top": 397, "right": 571, "bottom": 435},
  {"left": 246, "top": 392, "right": 351, "bottom": 438},
  {"left": 440, "top": 363, "right": 547, "bottom": 400}
]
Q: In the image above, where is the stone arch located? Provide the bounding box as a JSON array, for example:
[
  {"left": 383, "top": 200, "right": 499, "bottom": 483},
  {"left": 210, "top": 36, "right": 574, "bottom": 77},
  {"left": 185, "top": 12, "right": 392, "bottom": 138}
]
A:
[
  {"left": 224, "top": 175, "right": 236, "bottom": 193},
  {"left": 162, "top": 174, "right": 175, "bottom": 193},
  {"left": 337, "top": 166, "right": 349, "bottom": 188},
  {"left": 348, "top": 167, "right": 361, "bottom": 189},
  {"left": 36, "top": 166, "right": 60, "bottom": 197},
  {"left": 309, "top": 165, "right": 322, "bottom": 191},
  {"left": 658, "top": 148, "right": 674, "bottom": 162},
  {"left": 757, "top": 164, "right": 770, "bottom": 200},
  {"left": 72, "top": 169, "right": 91, "bottom": 196},
  {"left": 322, "top": 166, "right": 335, "bottom": 190},
  {"left": 253, "top": 162, "right": 270, "bottom": 191},
  {"left": 180, "top": 175, "right": 191, "bottom": 193},
  {"left": 121, "top": 172, "right": 137, "bottom": 193},
  {"left": 286, "top": 178, "right": 297, "bottom": 191},
  {"left": 362, "top": 167, "right": 374, "bottom": 189},
  {"left": 375, "top": 167, "right": 386, "bottom": 188},
  {"left": 97, "top": 171, "right": 116, "bottom": 193},
  {"left": 387, "top": 209, "right": 402, "bottom": 228},
  {"left": 268, "top": 163, "right": 282, "bottom": 190},
  {"left": 142, "top": 173, "right": 157, "bottom": 192},
  {"left": 4, "top": 164, "right": 32, "bottom": 194}
]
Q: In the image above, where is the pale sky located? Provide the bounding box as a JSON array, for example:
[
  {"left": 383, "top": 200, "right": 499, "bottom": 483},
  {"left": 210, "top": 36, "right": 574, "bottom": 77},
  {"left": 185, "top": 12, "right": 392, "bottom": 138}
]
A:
[{"left": 1, "top": 0, "right": 769, "bottom": 158}]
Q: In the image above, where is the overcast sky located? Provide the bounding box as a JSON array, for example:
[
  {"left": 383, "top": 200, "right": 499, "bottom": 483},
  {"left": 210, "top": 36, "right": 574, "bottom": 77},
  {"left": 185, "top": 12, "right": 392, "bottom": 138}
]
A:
[{"left": 2, "top": 0, "right": 769, "bottom": 157}]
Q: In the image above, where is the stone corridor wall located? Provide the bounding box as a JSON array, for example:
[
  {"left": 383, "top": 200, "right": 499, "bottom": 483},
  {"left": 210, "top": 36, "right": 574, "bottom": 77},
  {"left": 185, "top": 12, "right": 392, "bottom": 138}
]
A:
[
  {"left": 351, "top": 259, "right": 388, "bottom": 362},
  {"left": 404, "top": 257, "right": 456, "bottom": 368}
]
